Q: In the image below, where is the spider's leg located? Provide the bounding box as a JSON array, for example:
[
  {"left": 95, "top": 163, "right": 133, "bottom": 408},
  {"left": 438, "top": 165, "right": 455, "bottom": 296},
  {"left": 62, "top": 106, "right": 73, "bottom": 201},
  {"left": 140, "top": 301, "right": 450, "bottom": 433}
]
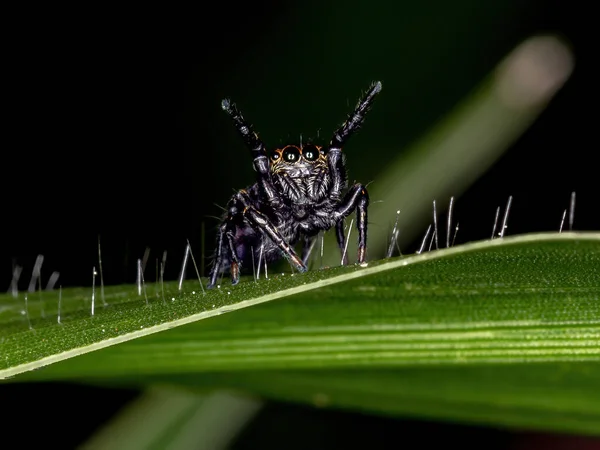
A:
[
  {"left": 221, "top": 99, "right": 282, "bottom": 206},
  {"left": 243, "top": 206, "right": 307, "bottom": 273},
  {"left": 335, "top": 221, "right": 349, "bottom": 265},
  {"left": 333, "top": 183, "right": 370, "bottom": 265},
  {"left": 327, "top": 82, "right": 382, "bottom": 199},
  {"left": 208, "top": 195, "right": 246, "bottom": 289},
  {"left": 208, "top": 222, "right": 231, "bottom": 289},
  {"left": 224, "top": 229, "right": 242, "bottom": 285}
]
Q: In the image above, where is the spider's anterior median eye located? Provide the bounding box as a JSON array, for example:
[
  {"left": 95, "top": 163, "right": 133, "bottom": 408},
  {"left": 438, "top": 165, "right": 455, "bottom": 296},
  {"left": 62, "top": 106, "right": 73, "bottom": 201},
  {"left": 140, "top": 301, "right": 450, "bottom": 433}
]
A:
[
  {"left": 282, "top": 146, "right": 300, "bottom": 163},
  {"left": 302, "top": 144, "right": 319, "bottom": 161}
]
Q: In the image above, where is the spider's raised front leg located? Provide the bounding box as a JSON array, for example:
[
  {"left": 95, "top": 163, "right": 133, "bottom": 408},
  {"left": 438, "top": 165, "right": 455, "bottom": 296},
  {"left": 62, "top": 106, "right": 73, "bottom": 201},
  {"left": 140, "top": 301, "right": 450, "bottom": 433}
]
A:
[
  {"left": 325, "top": 82, "right": 380, "bottom": 265},
  {"left": 327, "top": 81, "right": 382, "bottom": 199},
  {"left": 333, "top": 183, "right": 370, "bottom": 265},
  {"left": 221, "top": 99, "right": 281, "bottom": 207}
]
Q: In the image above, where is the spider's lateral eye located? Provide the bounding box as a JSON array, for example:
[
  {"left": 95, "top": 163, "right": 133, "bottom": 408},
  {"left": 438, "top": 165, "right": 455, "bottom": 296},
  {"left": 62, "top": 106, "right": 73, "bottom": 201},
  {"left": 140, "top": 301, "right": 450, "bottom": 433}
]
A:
[
  {"left": 302, "top": 144, "right": 319, "bottom": 161},
  {"left": 282, "top": 146, "right": 300, "bottom": 163},
  {"left": 271, "top": 151, "right": 281, "bottom": 161}
]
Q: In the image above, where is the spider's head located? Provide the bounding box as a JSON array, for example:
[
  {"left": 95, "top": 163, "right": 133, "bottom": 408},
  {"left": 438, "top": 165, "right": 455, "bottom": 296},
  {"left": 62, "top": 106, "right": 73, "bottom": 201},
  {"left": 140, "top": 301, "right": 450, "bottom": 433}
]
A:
[{"left": 270, "top": 144, "right": 327, "bottom": 177}]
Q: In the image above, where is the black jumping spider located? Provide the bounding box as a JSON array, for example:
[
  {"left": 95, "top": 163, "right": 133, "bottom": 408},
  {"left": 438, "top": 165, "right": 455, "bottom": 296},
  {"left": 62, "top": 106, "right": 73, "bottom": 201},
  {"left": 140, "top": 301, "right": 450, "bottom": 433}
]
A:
[{"left": 208, "top": 81, "right": 382, "bottom": 288}]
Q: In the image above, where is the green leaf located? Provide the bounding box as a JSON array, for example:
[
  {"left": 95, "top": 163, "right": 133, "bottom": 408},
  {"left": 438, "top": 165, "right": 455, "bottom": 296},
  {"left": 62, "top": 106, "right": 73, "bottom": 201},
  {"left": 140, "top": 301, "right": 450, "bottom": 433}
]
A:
[
  {"left": 80, "top": 389, "right": 262, "bottom": 450},
  {"left": 3, "top": 233, "right": 599, "bottom": 434}
]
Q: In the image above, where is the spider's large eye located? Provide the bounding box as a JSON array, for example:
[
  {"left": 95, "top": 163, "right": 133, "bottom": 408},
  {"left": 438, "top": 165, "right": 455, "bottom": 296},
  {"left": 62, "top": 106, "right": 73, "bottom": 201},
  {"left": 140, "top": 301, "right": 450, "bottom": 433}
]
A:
[
  {"left": 302, "top": 144, "right": 319, "bottom": 161},
  {"left": 282, "top": 146, "right": 300, "bottom": 163}
]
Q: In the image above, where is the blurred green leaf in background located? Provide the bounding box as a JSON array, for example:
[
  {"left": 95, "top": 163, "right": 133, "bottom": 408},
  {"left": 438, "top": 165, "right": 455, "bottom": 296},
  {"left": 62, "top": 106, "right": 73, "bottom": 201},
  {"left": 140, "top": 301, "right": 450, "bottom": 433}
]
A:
[{"left": 2, "top": 0, "right": 598, "bottom": 448}]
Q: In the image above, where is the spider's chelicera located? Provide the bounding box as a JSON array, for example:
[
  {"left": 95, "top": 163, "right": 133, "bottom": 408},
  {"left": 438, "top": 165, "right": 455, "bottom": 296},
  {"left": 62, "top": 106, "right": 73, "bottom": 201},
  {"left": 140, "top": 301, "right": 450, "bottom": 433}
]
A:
[{"left": 208, "top": 81, "right": 382, "bottom": 288}]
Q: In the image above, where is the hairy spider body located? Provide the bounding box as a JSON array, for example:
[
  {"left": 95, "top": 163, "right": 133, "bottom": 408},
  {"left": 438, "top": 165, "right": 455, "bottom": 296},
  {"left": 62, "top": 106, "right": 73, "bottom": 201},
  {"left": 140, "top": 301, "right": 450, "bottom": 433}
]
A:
[{"left": 208, "top": 81, "right": 382, "bottom": 288}]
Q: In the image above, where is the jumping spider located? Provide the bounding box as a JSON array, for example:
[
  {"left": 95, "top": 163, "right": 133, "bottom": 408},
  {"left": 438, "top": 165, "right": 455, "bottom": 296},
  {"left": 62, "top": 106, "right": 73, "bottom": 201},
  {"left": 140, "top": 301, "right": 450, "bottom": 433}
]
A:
[{"left": 208, "top": 81, "right": 382, "bottom": 288}]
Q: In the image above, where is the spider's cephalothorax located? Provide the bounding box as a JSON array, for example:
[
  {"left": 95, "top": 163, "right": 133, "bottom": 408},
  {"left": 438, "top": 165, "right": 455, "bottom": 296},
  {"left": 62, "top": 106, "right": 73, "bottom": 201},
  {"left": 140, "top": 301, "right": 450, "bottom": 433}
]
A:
[
  {"left": 208, "top": 81, "right": 382, "bottom": 288},
  {"left": 270, "top": 144, "right": 330, "bottom": 205}
]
